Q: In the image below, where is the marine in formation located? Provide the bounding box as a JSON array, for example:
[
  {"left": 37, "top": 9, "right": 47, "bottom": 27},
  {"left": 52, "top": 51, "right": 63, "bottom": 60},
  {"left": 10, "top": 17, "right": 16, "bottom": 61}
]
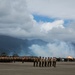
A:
[{"left": 33, "top": 56, "right": 56, "bottom": 67}]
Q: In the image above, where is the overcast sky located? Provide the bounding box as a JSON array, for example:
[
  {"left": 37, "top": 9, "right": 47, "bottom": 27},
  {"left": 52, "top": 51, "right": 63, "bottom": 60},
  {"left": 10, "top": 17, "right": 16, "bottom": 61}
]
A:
[
  {"left": 0, "top": 0, "right": 75, "bottom": 42},
  {"left": 0, "top": 0, "right": 75, "bottom": 57}
]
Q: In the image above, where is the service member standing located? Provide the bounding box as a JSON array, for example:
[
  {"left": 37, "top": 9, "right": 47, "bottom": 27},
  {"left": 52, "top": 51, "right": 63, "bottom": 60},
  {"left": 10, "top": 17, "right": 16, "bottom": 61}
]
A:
[
  {"left": 42, "top": 57, "right": 44, "bottom": 67},
  {"left": 48, "top": 57, "right": 52, "bottom": 67},
  {"left": 33, "top": 58, "right": 36, "bottom": 67},
  {"left": 36, "top": 57, "right": 38, "bottom": 67},
  {"left": 39, "top": 56, "right": 41, "bottom": 67},
  {"left": 47, "top": 57, "right": 50, "bottom": 67},
  {"left": 45, "top": 57, "right": 47, "bottom": 67},
  {"left": 53, "top": 57, "right": 56, "bottom": 67}
]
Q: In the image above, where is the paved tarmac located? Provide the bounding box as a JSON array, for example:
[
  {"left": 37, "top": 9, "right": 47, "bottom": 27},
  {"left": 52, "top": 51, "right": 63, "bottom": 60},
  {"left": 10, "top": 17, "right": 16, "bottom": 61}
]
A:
[{"left": 0, "top": 62, "right": 75, "bottom": 75}]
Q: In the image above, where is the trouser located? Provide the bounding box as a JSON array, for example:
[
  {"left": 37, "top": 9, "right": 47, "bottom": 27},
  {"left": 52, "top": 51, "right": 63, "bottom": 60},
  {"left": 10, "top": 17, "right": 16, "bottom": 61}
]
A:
[
  {"left": 42, "top": 61, "right": 44, "bottom": 67},
  {"left": 39, "top": 61, "right": 41, "bottom": 67},
  {"left": 50, "top": 61, "right": 52, "bottom": 67},
  {"left": 36, "top": 61, "right": 38, "bottom": 67},
  {"left": 45, "top": 61, "right": 47, "bottom": 67},
  {"left": 33, "top": 61, "right": 35, "bottom": 67},
  {"left": 53, "top": 61, "right": 56, "bottom": 67}
]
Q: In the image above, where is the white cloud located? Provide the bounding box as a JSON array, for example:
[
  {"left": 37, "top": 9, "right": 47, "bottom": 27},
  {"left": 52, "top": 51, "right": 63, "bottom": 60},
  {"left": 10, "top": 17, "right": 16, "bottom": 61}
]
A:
[
  {"left": 0, "top": 0, "right": 75, "bottom": 43},
  {"left": 0, "top": 0, "right": 35, "bottom": 38},
  {"left": 40, "top": 20, "right": 64, "bottom": 33},
  {"left": 26, "top": 0, "right": 75, "bottom": 19}
]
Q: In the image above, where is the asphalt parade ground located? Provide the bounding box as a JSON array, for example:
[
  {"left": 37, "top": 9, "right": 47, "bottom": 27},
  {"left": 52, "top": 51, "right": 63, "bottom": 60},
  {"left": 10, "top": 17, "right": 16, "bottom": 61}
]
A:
[{"left": 0, "top": 62, "right": 75, "bottom": 75}]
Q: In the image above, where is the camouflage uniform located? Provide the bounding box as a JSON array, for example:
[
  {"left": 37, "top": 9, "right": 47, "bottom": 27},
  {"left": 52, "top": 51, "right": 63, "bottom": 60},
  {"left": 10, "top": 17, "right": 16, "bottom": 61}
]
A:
[
  {"left": 47, "top": 57, "right": 50, "bottom": 67},
  {"left": 42, "top": 57, "right": 44, "bottom": 67},
  {"left": 39, "top": 56, "right": 41, "bottom": 67},
  {"left": 22, "top": 57, "right": 24, "bottom": 63},
  {"left": 48, "top": 57, "right": 52, "bottom": 67},
  {"left": 33, "top": 58, "right": 36, "bottom": 67},
  {"left": 36, "top": 58, "right": 38, "bottom": 67},
  {"left": 45, "top": 57, "right": 47, "bottom": 67},
  {"left": 53, "top": 57, "right": 56, "bottom": 67}
]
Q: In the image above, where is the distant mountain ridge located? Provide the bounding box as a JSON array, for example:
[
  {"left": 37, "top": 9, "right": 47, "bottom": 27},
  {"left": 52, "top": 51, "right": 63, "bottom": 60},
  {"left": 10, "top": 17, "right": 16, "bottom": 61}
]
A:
[{"left": 0, "top": 35, "right": 47, "bottom": 56}]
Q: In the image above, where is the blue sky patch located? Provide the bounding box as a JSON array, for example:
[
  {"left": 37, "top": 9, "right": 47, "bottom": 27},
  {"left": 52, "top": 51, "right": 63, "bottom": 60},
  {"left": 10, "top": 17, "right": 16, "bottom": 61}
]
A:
[
  {"left": 64, "top": 20, "right": 73, "bottom": 27},
  {"left": 33, "top": 14, "right": 56, "bottom": 22},
  {"left": 33, "top": 14, "right": 73, "bottom": 27}
]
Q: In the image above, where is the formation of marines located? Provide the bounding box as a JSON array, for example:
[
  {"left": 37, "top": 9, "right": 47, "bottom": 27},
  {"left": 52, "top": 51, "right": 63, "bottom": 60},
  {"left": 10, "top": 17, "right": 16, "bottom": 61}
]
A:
[
  {"left": 33, "top": 57, "right": 56, "bottom": 67},
  {"left": 0, "top": 56, "right": 56, "bottom": 67}
]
